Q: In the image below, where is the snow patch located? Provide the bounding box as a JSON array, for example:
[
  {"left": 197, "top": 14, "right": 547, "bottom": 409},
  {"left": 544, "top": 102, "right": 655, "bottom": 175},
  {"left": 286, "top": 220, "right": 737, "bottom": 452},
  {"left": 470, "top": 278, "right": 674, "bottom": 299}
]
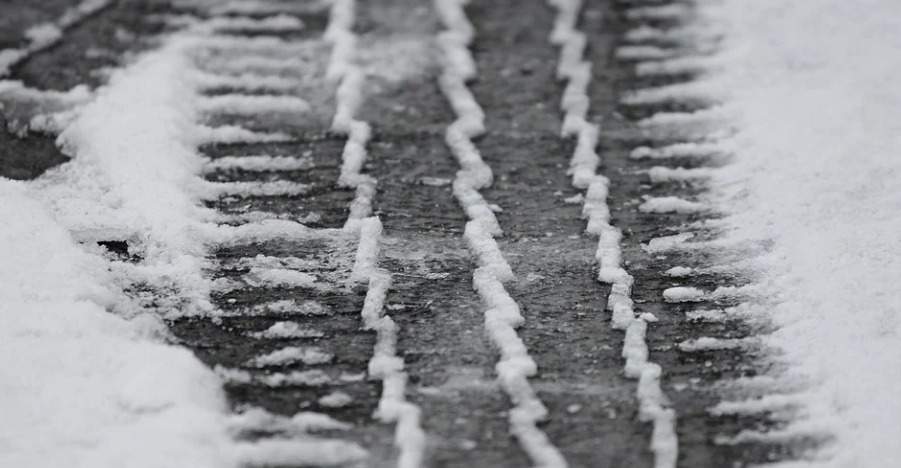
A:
[
  {"left": 665, "top": 266, "right": 693, "bottom": 277},
  {"left": 228, "top": 407, "right": 352, "bottom": 436},
  {"left": 643, "top": 232, "right": 694, "bottom": 254},
  {"left": 318, "top": 391, "right": 354, "bottom": 408},
  {"left": 677, "top": 337, "right": 757, "bottom": 352},
  {"left": 248, "top": 322, "right": 325, "bottom": 339},
  {"left": 662, "top": 286, "right": 706, "bottom": 303},
  {"left": 630, "top": 141, "right": 732, "bottom": 160},
  {"left": 248, "top": 347, "right": 333, "bottom": 367},
  {"left": 648, "top": 166, "right": 712, "bottom": 184},
  {"left": 639, "top": 196, "right": 706, "bottom": 214},
  {"left": 616, "top": 45, "right": 679, "bottom": 61},
  {"left": 198, "top": 94, "right": 311, "bottom": 115}
]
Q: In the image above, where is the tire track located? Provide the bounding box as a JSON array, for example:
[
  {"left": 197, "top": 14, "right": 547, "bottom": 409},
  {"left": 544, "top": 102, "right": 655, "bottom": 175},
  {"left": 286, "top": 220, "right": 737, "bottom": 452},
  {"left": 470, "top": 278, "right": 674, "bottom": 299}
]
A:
[
  {"left": 545, "top": 1, "right": 678, "bottom": 467},
  {"left": 160, "top": 3, "right": 402, "bottom": 464},
  {"left": 360, "top": 0, "right": 534, "bottom": 465},
  {"left": 325, "top": 0, "right": 426, "bottom": 465},
  {"left": 590, "top": 0, "right": 802, "bottom": 465},
  {"left": 462, "top": 0, "right": 661, "bottom": 465},
  {"left": 434, "top": 0, "right": 568, "bottom": 466}
]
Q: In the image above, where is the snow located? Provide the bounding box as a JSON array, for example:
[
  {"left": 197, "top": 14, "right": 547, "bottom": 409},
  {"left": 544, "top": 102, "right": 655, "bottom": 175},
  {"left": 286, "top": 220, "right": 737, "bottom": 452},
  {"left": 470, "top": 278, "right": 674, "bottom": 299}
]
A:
[
  {"left": 193, "top": 34, "right": 308, "bottom": 56},
  {"left": 638, "top": 108, "right": 733, "bottom": 143},
  {"left": 639, "top": 196, "right": 705, "bottom": 214},
  {"left": 420, "top": 176, "right": 452, "bottom": 187},
  {"left": 685, "top": 308, "right": 728, "bottom": 322},
  {"left": 464, "top": 223, "right": 514, "bottom": 282},
  {"left": 647, "top": 166, "right": 712, "bottom": 184},
  {"left": 662, "top": 286, "right": 706, "bottom": 303},
  {"left": 208, "top": 0, "right": 329, "bottom": 16},
  {"left": 665, "top": 266, "right": 693, "bottom": 277},
  {"left": 349, "top": 216, "right": 426, "bottom": 468},
  {"left": 215, "top": 219, "right": 324, "bottom": 245},
  {"left": 198, "top": 94, "right": 311, "bottom": 115},
  {"left": 709, "top": 394, "right": 806, "bottom": 417},
  {"left": 635, "top": 55, "right": 722, "bottom": 78},
  {"left": 29, "top": 34, "right": 222, "bottom": 315},
  {"left": 248, "top": 346, "right": 333, "bottom": 367},
  {"left": 0, "top": 182, "right": 233, "bottom": 468},
  {"left": 228, "top": 408, "right": 352, "bottom": 435},
  {"left": 222, "top": 299, "right": 331, "bottom": 317},
  {"left": 24, "top": 24, "right": 64, "bottom": 48},
  {"left": 196, "top": 124, "right": 293, "bottom": 144},
  {"left": 204, "top": 155, "right": 313, "bottom": 172},
  {"left": 234, "top": 438, "right": 367, "bottom": 467},
  {"left": 319, "top": 391, "right": 354, "bottom": 408},
  {"left": 205, "top": 15, "right": 304, "bottom": 33},
  {"left": 248, "top": 321, "right": 325, "bottom": 339},
  {"left": 630, "top": 141, "right": 732, "bottom": 160},
  {"left": 192, "top": 70, "right": 299, "bottom": 91},
  {"left": 227, "top": 254, "right": 320, "bottom": 271},
  {"left": 665, "top": 0, "right": 901, "bottom": 465},
  {"left": 260, "top": 370, "right": 332, "bottom": 387},
  {"left": 201, "top": 55, "right": 309, "bottom": 74},
  {"left": 643, "top": 232, "right": 694, "bottom": 254},
  {"left": 621, "top": 80, "right": 723, "bottom": 107},
  {"left": 0, "top": 0, "right": 110, "bottom": 76},
  {"left": 350, "top": 216, "right": 382, "bottom": 282},
  {"left": 677, "top": 337, "right": 757, "bottom": 353},
  {"left": 624, "top": 4, "right": 689, "bottom": 21},
  {"left": 325, "top": 0, "right": 379, "bottom": 227},
  {"left": 244, "top": 267, "right": 319, "bottom": 288},
  {"left": 436, "top": 1, "right": 567, "bottom": 465},
  {"left": 323, "top": 2, "right": 426, "bottom": 464},
  {"left": 1, "top": 14, "right": 368, "bottom": 465},
  {"left": 549, "top": 1, "right": 678, "bottom": 465},
  {"left": 201, "top": 180, "right": 310, "bottom": 198},
  {"left": 623, "top": 25, "right": 720, "bottom": 46},
  {"left": 563, "top": 193, "right": 584, "bottom": 204},
  {"left": 215, "top": 210, "right": 321, "bottom": 225},
  {"left": 616, "top": 45, "right": 679, "bottom": 61}
]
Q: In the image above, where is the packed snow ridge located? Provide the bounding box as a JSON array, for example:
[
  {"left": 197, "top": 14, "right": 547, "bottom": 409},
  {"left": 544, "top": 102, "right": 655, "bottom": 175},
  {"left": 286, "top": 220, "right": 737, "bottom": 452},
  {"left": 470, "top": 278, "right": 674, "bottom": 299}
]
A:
[
  {"left": 548, "top": 1, "right": 678, "bottom": 466},
  {"left": 325, "top": 1, "right": 426, "bottom": 466},
  {"left": 435, "top": 0, "right": 567, "bottom": 466}
]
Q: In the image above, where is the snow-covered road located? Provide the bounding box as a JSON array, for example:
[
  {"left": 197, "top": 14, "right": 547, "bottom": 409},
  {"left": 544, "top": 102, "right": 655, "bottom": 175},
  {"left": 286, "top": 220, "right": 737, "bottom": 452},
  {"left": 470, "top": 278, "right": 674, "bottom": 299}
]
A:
[{"left": 1, "top": 0, "right": 899, "bottom": 467}]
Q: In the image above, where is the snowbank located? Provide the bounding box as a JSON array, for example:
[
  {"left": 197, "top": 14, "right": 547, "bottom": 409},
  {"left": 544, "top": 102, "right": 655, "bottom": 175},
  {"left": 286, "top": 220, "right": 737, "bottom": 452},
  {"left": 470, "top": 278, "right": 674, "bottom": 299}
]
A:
[
  {"left": 0, "top": 22, "right": 233, "bottom": 468},
  {"left": 0, "top": 181, "right": 234, "bottom": 468},
  {"left": 701, "top": 0, "right": 901, "bottom": 465}
]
